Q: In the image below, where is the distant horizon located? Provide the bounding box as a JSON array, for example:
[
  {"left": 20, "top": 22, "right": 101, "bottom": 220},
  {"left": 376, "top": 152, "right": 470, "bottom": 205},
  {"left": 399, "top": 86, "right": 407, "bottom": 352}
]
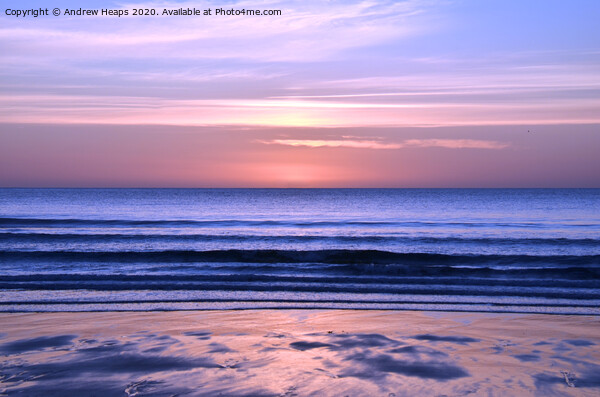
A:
[{"left": 2, "top": 186, "right": 599, "bottom": 190}]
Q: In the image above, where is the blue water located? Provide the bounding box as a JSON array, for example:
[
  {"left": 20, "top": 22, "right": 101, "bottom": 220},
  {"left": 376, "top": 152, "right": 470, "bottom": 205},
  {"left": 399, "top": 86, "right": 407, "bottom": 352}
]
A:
[{"left": 1, "top": 188, "right": 599, "bottom": 314}]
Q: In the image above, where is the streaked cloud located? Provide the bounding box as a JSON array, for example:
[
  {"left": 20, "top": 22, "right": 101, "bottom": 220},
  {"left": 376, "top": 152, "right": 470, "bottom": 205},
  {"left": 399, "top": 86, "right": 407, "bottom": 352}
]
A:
[
  {"left": 1, "top": 92, "right": 598, "bottom": 127},
  {"left": 402, "top": 139, "right": 509, "bottom": 149},
  {"left": 2, "top": 92, "right": 598, "bottom": 127},
  {"left": 1, "top": 1, "right": 598, "bottom": 128},
  {"left": 0, "top": 0, "right": 435, "bottom": 62},
  {"left": 260, "top": 139, "right": 404, "bottom": 149},
  {"left": 260, "top": 138, "right": 509, "bottom": 149}
]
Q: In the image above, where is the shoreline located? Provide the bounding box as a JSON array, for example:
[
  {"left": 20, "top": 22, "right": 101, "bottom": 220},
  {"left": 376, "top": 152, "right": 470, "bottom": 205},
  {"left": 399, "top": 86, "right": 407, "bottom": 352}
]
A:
[
  {"left": 1, "top": 310, "right": 599, "bottom": 396},
  {"left": 1, "top": 307, "right": 599, "bottom": 316}
]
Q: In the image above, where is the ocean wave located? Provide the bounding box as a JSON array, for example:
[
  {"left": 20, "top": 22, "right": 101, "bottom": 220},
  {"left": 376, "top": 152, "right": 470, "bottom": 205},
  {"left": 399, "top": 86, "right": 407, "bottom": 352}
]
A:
[
  {"left": 1, "top": 232, "right": 599, "bottom": 246},
  {"left": 1, "top": 274, "right": 598, "bottom": 287},
  {"left": 1, "top": 217, "right": 595, "bottom": 229},
  {"left": 2, "top": 298, "right": 599, "bottom": 308},
  {"left": 0, "top": 280, "right": 598, "bottom": 299},
  {"left": 1, "top": 301, "right": 599, "bottom": 315},
  {"left": 2, "top": 249, "right": 599, "bottom": 267}
]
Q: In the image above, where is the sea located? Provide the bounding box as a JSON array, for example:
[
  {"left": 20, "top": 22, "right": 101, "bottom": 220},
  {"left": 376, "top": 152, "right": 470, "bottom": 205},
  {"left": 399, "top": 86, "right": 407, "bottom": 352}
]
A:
[{"left": 0, "top": 188, "right": 599, "bottom": 314}]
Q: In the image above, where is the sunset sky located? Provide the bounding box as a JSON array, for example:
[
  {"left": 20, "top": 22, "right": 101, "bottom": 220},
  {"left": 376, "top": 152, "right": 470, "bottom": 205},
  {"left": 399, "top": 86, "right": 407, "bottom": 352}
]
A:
[{"left": 1, "top": 0, "right": 599, "bottom": 187}]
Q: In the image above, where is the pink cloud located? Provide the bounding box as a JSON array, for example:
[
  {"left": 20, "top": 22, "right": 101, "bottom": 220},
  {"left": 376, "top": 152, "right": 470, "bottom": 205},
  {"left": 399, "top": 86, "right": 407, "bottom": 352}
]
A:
[
  {"left": 403, "top": 139, "right": 510, "bottom": 149},
  {"left": 1, "top": 93, "right": 598, "bottom": 128},
  {"left": 260, "top": 138, "right": 509, "bottom": 150}
]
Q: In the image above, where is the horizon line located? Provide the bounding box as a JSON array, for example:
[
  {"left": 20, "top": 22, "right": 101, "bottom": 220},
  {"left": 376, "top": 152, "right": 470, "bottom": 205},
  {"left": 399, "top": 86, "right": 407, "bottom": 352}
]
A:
[{"left": 1, "top": 187, "right": 599, "bottom": 190}]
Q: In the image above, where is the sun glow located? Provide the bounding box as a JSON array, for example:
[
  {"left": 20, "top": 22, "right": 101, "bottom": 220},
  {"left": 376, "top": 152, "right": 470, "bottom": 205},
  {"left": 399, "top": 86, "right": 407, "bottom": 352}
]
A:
[{"left": 247, "top": 163, "right": 336, "bottom": 187}]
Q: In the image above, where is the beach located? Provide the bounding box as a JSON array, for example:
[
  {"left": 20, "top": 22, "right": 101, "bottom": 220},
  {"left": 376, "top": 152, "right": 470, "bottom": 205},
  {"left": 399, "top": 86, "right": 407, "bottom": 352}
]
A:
[{"left": 1, "top": 310, "right": 599, "bottom": 396}]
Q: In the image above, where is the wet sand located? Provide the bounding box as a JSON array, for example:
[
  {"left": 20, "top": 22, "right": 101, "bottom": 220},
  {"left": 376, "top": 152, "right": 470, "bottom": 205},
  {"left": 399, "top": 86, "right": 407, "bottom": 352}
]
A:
[{"left": 1, "top": 310, "right": 599, "bottom": 396}]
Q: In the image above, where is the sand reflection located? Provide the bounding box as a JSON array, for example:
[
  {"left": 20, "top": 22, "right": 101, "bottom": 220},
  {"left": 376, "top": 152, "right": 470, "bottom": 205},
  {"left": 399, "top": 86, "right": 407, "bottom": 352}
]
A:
[{"left": 1, "top": 310, "right": 599, "bottom": 396}]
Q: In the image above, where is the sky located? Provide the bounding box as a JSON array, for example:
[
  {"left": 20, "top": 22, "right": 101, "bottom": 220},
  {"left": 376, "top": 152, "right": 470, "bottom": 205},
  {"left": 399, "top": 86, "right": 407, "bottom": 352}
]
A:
[{"left": 1, "top": 0, "right": 599, "bottom": 187}]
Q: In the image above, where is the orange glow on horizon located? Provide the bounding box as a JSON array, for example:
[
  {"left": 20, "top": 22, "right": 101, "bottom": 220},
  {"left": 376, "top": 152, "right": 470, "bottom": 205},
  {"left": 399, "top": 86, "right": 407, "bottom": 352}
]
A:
[{"left": 248, "top": 163, "right": 334, "bottom": 187}]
